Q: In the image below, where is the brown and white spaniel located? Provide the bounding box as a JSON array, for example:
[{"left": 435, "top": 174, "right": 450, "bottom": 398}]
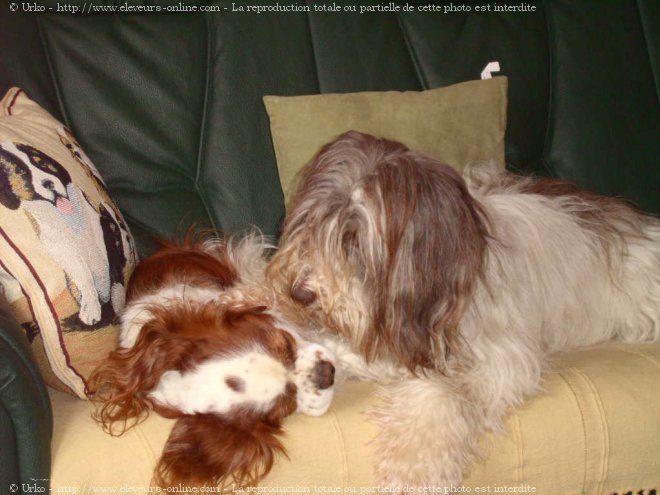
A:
[{"left": 88, "top": 231, "right": 335, "bottom": 489}]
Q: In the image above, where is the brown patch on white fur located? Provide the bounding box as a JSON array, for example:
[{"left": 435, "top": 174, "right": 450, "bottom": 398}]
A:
[
  {"left": 465, "top": 166, "right": 649, "bottom": 245},
  {"left": 225, "top": 376, "right": 246, "bottom": 393}
]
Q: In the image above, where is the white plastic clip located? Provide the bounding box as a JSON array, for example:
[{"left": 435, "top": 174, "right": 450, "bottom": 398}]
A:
[{"left": 481, "top": 61, "right": 501, "bottom": 80}]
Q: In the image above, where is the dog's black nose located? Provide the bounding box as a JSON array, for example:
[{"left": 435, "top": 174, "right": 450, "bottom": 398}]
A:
[{"left": 312, "top": 360, "right": 335, "bottom": 390}]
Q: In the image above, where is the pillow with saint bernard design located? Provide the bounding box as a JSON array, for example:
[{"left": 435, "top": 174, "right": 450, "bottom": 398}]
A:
[{"left": 0, "top": 87, "right": 137, "bottom": 398}]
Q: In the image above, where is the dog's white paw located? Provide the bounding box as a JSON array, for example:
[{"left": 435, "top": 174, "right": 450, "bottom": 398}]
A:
[
  {"left": 79, "top": 294, "right": 102, "bottom": 325},
  {"left": 111, "top": 282, "right": 126, "bottom": 315}
]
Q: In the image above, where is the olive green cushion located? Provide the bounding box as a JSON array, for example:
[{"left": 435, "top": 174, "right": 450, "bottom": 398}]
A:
[{"left": 263, "top": 77, "right": 507, "bottom": 206}]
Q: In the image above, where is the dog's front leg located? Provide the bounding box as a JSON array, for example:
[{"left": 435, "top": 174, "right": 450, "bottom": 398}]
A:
[
  {"left": 67, "top": 259, "right": 103, "bottom": 326},
  {"left": 369, "top": 376, "right": 485, "bottom": 493},
  {"left": 316, "top": 336, "right": 406, "bottom": 383}
]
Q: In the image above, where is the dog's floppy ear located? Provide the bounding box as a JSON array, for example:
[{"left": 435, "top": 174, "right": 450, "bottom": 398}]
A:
[
  {"left": 0, "top": 145, "right": 32, "bottom": 210},
  {"left": 154, "top": 412, "right": 287, "bottom": 489},
  {"left": 348, "top": 151, "right": 488, "bottom": 373},
  {"left": 87, "top": 314, "right": 197, "bottom": 434}
]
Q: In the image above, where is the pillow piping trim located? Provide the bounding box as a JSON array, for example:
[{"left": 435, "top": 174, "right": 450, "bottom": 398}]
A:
[{"left": 0, "top": 226, "right": 86, "bottom": 397}]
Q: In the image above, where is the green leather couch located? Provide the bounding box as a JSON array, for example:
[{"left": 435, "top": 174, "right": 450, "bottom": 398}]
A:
[{"left": 0, "top": 1, "right": 658, "bottom": 493}]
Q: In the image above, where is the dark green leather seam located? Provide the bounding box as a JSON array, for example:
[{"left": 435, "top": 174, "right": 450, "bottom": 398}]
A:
[
  {"left": 0, "top": 316, "right": 50, "bottom": 416},
  {"left": 303, "top": 3, "right": 322, "bottom": 93},
  {"left": 0, "top": 366, "right": 15, "bottom": 396},
  {"left": 0, "top": 399, "right": 18, "bottom": 483},
  {"left": 34, "top": 15, "right": 73, "bottom": 130},
  {"left": 194, "top": 14, "right": 218, "bottom": 231},
  {"left": 538, "top": 0, "right": 558, "bottom": 178},
  {"left": 395, "top": 13, "right": 429, "bottom": 90},
  {"left": 0, "top": 347, "right": 49, "bottom": 419},
  {"left": 635, "top": 0, "right": 660, "bottom": 103},
  {"left": 0, "top": 327, "right": 52, "bottom": 489}
]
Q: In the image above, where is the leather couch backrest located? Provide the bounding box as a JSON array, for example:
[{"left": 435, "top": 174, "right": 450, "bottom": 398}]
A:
[{"left": 1, "top": 1, "right": 658, "bottom": 254}]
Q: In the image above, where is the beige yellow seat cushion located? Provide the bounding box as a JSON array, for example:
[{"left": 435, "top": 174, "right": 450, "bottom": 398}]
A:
[
  {"left": 263, "top": 77, "right": 507, "bottom": 207},
  {"left": 49, "top": 342, "right": 660, "bottom": 495}
]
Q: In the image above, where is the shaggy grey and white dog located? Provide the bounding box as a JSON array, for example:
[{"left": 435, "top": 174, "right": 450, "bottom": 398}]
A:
[{"left": 267, "top": 131, "right": 660, "bottom": 490}]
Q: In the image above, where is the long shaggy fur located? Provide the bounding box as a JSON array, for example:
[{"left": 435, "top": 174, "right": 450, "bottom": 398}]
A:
[{"left": 267, "top": 131, "right": 660, "bottom": 489}]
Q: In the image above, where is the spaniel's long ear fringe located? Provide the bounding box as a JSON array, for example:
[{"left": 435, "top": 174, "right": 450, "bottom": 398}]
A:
[
  {"left": 153, "top": 413, "right": 287, "bottom": 490},
  {"left": 335, "top": 134, "right": 489, "bottom": 373},
  {"left": 87, "top": 354, "right": 154, "bottom": 436},
  {"left": 87, "top": 313, "right": 196, "bottom": 435}
]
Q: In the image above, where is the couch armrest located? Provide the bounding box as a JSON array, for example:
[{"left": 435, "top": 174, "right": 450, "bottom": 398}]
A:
[{"left": 0, "top": 304, "right": 52, "bottom": 493}]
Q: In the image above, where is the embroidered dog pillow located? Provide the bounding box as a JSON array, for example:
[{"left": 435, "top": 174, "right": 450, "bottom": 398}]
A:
[{"left": 0, "top": 88, "right": 137, "bottom": 398}]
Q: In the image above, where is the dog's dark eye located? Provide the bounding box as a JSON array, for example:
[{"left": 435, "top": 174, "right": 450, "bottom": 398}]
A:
[
  {"left": 290, "top": 281, "right": 316, "bottom": 306},
  {"left": 42, "top": 180, "right": 55, "bottom": 190}
]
